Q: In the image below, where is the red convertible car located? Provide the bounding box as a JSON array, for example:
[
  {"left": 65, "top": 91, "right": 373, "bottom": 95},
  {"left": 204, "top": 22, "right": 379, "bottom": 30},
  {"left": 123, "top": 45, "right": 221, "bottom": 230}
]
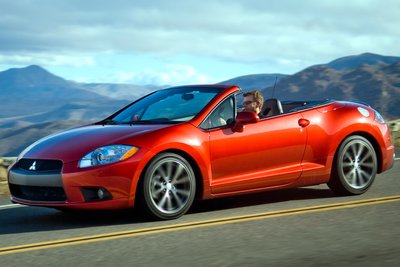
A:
[{"left": 8, "top": 85, "right": 394, "bottom": 219}]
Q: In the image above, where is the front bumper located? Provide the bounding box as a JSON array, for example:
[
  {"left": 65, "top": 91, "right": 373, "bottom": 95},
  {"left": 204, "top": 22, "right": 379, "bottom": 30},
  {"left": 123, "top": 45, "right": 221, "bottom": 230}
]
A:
[{"left": 8, "top": 155, "right": 146, "bottom": 210}]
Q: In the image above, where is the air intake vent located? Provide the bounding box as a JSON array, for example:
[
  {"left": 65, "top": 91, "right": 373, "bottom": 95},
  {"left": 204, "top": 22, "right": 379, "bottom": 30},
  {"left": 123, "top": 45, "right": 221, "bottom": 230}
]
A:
[{"left": 9, "top": 184, "right": 67, "bottom": 202}]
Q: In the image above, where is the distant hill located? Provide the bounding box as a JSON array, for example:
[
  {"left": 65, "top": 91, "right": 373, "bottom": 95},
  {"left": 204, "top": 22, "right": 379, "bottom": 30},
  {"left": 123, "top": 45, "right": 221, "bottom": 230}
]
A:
[
  {"left": 0, "top": 65, "right": 67, "bottom": 89},
  {"left": 323, "top": 52, "right": 400, "bottom": 70},
  {"left": 224, "top": 53, "right": 400, "bottom": 87},
  {"left": 222, "top": 53, "right": 400, "bottom": 119},
  {"left": 78, "top": 83, "right": 161, "bottom": 100},
  {"left": 260, "top": 58, "right": 400, "bottom": 119},
  {"left": 0, "top": 120, "right": 90, "bottom": 156},
  {"left": 0, "top": 65, "right": 114, "bottom": 118},
  {"left": 219, "top": 73, "right": 288, "bottom": 90},
  {"left": 0, "top": 65, "right": 156, "bottom": 119}
]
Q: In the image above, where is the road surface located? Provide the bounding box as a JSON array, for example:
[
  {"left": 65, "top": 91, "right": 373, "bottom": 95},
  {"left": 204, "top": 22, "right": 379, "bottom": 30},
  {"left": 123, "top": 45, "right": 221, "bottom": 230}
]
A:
[{"left": 0, "top": 159, "right": 399, "bottom": 267}]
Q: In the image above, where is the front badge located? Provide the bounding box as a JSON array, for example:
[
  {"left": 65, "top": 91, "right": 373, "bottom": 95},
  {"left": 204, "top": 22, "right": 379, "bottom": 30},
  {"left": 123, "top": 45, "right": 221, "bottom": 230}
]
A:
[{"left": 29, "top": 161, "right": 37, "bottom": 171}]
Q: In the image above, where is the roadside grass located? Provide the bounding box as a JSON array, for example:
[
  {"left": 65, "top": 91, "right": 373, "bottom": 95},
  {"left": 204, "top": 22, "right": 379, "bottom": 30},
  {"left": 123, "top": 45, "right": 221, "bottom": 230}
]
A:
[{"left": 0, "top": 158, "right": 15, "bottom": 195}]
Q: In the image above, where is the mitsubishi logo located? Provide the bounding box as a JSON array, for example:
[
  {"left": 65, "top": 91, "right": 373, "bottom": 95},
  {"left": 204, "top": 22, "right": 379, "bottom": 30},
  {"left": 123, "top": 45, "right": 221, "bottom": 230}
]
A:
[{"left": 29, "top": 161, "right": 37, "bottom": 171}]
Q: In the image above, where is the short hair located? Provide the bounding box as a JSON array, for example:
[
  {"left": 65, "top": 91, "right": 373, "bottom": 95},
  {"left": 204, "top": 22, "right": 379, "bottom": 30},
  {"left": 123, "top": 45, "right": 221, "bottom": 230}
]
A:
[{"left": 243, "top": 90, "right": 264, "bottom": 108}]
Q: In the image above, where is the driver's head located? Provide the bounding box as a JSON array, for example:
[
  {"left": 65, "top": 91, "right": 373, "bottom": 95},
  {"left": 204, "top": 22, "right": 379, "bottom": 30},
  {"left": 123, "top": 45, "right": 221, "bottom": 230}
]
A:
[{"left": 242, "top": 91, "right": 263, "bottom": 114}]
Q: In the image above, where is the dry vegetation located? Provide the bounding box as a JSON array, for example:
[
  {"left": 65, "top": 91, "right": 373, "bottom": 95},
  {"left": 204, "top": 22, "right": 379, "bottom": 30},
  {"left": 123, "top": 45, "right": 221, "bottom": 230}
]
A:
[
  {"left": 0, "top": 158, "right": 13, "bottom": 195},
  {"left": 389, "top": 119, "right": 400, "bottom": 147}
]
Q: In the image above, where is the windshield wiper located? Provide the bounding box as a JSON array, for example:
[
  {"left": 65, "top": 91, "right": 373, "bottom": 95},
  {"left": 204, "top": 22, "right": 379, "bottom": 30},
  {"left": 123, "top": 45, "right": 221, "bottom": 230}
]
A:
[
  {"left": 124, "top": 118, "right": 177, "bottom": 125},
  {"left": 95, "top": 119, "right": 119, "bottom": 125}
]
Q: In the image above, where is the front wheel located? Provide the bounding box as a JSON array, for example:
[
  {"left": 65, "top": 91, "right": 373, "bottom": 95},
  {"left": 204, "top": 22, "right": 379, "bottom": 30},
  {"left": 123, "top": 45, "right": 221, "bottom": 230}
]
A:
[
  {"left": 138, "top": 153, "right": 196, "bottom": 220},
  {"left": 328, "top": 135, "right": 378, "bottom": 195}
]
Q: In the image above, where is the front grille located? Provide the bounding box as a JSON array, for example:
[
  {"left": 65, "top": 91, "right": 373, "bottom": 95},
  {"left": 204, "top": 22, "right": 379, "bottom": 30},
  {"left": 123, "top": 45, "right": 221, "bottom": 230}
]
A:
[
  {"left": 9, "top": 184, "right": 66, "bottom": 202},
  {"left": 16, "top": 159, "right": 63, "bottom": 173}
]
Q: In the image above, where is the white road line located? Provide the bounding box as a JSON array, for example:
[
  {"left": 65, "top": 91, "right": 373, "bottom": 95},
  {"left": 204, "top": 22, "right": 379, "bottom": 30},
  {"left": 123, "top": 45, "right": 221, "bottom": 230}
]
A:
[{"left": 0, "top": 204, "right": 22, "bottom": 209}]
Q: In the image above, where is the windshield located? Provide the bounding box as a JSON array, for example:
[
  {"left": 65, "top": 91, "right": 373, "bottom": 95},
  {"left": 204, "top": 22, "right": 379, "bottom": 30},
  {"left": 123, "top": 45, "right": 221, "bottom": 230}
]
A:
[{"left": 110, "top": 87, "right": 222, "bottom": 124}]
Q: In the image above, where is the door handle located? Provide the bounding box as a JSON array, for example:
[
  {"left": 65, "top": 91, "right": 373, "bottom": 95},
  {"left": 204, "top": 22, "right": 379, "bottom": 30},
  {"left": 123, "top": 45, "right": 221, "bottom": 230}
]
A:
[{"left": 298, "top": 118, "right": 310, "bottom": 127}]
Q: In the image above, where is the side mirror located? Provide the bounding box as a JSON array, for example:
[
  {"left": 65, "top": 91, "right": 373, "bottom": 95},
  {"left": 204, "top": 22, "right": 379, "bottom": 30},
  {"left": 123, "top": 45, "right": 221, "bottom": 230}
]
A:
[{"left": 232, "top": 111, "right": 260, "bottom": 132}]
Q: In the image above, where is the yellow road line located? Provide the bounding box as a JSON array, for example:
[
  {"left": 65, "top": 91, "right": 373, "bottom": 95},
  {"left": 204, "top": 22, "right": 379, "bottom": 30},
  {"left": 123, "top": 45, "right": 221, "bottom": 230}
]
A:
[{"left": 1, "top": 195, "right": 399, "bottom": 255}]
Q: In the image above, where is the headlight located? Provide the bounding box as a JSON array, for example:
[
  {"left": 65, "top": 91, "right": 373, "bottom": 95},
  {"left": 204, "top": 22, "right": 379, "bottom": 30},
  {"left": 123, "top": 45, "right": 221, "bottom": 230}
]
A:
[{"left": 79, "top": 145, "right": 139, "bottom": 168}]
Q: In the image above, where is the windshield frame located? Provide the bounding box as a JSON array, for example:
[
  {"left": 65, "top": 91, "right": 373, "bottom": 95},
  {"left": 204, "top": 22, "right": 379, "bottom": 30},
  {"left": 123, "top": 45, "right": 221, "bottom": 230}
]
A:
[{"left": 98, "top": 86, "right": 227, "bottom": 125}]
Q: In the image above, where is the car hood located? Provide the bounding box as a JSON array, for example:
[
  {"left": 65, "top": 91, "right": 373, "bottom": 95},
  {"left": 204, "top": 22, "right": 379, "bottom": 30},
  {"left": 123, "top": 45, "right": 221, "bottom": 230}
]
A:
[{"left": 19, "top": 124, "right": 171, "bottom": 162}]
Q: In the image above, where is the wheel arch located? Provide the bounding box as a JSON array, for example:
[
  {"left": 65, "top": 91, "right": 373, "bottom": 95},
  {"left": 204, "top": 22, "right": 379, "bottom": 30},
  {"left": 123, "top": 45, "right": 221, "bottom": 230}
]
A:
[
  {"left": 328, "top": 132, "right": 379, "bottom": 195},
  {"left": 134, "top": 148, "right": 207, "bottom": 206}
]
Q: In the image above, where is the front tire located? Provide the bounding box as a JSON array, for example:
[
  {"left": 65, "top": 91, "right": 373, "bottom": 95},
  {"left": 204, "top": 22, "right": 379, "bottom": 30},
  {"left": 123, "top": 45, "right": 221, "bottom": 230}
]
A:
[
  {"left": 138, "top": 153, "right": 196, "bottom": 220},
  {"left": 328, "top": 135, "right": 378, "bottom": 195}
]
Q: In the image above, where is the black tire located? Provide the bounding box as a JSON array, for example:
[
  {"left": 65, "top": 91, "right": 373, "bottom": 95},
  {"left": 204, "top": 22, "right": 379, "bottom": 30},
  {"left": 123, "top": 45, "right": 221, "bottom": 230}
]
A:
[
  {"left": 328, "top": 135, "right": 378, "bottom": 195},
  {"left": 138, "top": 153, "right": 196, "bottom": 220}
]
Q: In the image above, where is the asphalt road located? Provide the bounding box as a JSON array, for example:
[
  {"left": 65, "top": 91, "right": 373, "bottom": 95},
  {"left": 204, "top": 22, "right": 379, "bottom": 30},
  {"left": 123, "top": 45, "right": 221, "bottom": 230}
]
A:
[{"left": 0, "top": 160, "right": 399, "bottom": 267}]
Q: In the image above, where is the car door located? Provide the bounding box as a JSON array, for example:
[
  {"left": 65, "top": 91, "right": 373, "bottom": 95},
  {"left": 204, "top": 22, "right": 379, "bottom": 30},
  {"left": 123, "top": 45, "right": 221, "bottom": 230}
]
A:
[{"left": 208, "top": 110, "right": 307, "bottom": 195}]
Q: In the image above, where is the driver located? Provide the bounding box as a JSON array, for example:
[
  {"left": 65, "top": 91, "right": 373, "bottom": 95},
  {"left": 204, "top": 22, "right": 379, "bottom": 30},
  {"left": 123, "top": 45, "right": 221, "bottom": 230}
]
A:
[{"left": 242, "top": 90, "right": 264, "bottom": 116}]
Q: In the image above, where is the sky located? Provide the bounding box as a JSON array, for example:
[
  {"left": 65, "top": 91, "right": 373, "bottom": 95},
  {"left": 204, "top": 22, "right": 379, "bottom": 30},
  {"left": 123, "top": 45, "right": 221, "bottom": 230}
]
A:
[{"left": 0, "top": 0, "right": 399, "bottom": 86}]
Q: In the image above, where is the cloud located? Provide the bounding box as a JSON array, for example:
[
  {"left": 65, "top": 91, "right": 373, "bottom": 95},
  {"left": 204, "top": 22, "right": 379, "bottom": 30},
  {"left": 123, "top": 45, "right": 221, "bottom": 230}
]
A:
[
  {"left": 0, "top": 54, "right": 95, "bottom": 68},
  {"left": 0, "top": 0, "right": 399, "bottom": 74}
]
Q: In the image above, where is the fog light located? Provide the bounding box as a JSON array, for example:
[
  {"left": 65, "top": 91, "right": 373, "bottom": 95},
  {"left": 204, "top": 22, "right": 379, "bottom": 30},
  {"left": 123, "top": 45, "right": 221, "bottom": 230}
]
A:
[{"left": 81, "top": 187, "right": 112, "bottom": 201}]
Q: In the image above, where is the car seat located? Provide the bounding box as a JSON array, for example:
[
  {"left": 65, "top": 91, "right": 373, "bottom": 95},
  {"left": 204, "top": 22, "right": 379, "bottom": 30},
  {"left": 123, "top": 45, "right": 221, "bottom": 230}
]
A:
[{"left": 261, "top": 98, "right": 283, "bottom": 117}]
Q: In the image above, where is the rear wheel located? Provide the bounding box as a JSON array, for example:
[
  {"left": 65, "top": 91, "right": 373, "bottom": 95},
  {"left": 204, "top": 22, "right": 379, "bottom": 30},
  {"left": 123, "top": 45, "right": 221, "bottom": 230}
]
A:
[
  {"left": 328, "top": 135, "right": 378, "bottom": 195},
  {"left": 138, "top": 153, "right": 196, "bottom": 220}
]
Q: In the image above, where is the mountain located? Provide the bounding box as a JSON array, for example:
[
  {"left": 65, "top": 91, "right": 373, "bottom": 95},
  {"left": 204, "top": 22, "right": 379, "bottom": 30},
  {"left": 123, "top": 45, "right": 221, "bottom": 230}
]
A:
[
  {"left": 0, "top": 120, "right": 90, "bottom": 156},
  {"left": 219, "top": 53, "right": 400, "bottom": 119},
  {"left": 219, "top": 73, "right": 288, "bottom": 90},
  {"left": 323, "top": 52, "right": 400, "bottom": 70},
  {"left": 0, "top": 65, "right": 156, "bottom": 119},
  {"left": 0, "top": 65, "right": 121, "bottom": 118},
  {"left": 77, "top": 83, "right": 161, "bottom": 100},
  {"left": 0, "top": 65, "right": 68, "bottom": 89},
  {"left": 260, "top": 61, "right": 400, "bottom": 119},
  {"left": 218, "top": 53, "right": 400, "bottom": 91}
]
